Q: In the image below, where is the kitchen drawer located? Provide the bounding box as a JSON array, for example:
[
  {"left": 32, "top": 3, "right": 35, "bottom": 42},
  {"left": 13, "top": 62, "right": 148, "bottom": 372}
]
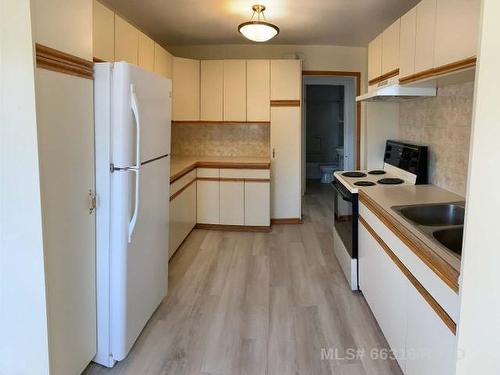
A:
[
  {"left": 170, "top": 169, "right": 196, "bottom": 196},
  {"left": 197, "top": 168, "right": 219, "bottom": 178},
  {"left": 219, "top": 168, "right": 270, "bottom": 179}
]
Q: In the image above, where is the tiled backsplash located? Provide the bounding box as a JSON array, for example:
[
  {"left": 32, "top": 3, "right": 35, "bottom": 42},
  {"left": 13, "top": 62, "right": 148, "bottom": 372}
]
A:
[
  {"left": 399, "top": 81, "right": 474, "bottom": 196},
  {"left": 171, "top": 123, "right": 270, "bottom": 157}
]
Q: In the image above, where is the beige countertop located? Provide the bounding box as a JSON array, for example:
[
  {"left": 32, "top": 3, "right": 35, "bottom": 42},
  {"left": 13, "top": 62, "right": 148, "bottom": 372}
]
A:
[
  {"left": 359, "top": 184, "right": 464, "bottom": 291},
  {"left": 170, "top": 155, "right": 271, "bottom": 182}
]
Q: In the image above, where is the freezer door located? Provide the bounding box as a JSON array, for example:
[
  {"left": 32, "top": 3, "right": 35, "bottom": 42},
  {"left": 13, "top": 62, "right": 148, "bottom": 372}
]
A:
[
  {"left": 112, "top": 62, "right": 171, "bottom": 168},
  {"left": 109, "top": 156, "right": 170, "bottom": 361}
]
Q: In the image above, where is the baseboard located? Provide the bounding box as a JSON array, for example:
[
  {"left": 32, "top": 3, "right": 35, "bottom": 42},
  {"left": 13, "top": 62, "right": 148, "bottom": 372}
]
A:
[
  {"left": 270, "top": 218, "right": 303, "bottom": 225},
  {"left": 195, "top": 223, "right": 272, "bottom": 232}
]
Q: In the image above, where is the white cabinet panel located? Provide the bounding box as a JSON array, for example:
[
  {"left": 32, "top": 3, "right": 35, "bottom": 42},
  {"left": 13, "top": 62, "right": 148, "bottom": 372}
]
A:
[
  {"left": 220, "top": 181, "right": 244, "bottom": 225},
  {"left": 247, "top": 60, "right": 270, "bottom": 122},
  {"left": 219, "top": 169, "right": 270, "bottom": 179},
  {"left": 415, "top": 0, "right": 437, "bottom": 73},
  {"left": 197, "top": 180, "right": 219, "bottom": 224},
  {"left": 270, "top": 107, "right": 301, "bottom": 219},
  {"left": 224, "top": 60, "right": 246, "bottom": 122},
  {"left": 172, "top": 57, "right": 200, "bottom": 121},
  {"left": 200, "top": 60, "right": 224, "bottom": 121},
  {"left": 114, "top": 14, "right": 138, "bottom": 65},
  {"left": 245, "top": 182, "right": 270, "bottom": 226},
  {"left": 92, "top": 0, "right": 114, "bottom": 62},
  {"left": 399, "top": 7, "right": 417, "bottom": 78},
  {"left": 405, "top": 283, "right": 457, "bottom": 375},
  {"left": 138, "top": 31, "right": 155, "bottom": 72},
  {"left": 434, "top": 0, "right": 480, "bottom": 67},
  {"left": 154, "top": 43, "right": 173, "bottom": 79},
  {"left": 169, "top": 181, "right": 196, "bottom": 259},
  {"left": 382, "top": 19, "right": 401, "bottom": 75},
  {"left": 359, "top": 222, "right": 408, "bottom": 371},
  {"left": 368, "top": 34, "right": 383, "bottom": 81},
  {"left": 270, "top": 60, "right": 301, "bottom": 100}
]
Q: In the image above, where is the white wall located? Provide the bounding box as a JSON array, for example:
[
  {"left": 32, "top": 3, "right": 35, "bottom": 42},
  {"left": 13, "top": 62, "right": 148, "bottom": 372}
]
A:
[
  {"left": 456, "top": 1, "right": 500, "bottom": 373},
  {"left": 0, "top": 1, "right": 50, "bottom": 373}
]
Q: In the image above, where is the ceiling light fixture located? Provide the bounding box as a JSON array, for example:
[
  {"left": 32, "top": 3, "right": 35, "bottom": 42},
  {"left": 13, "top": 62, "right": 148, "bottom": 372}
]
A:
[{"left": 238, "top": 4, "right": 279, "bottom": 42}]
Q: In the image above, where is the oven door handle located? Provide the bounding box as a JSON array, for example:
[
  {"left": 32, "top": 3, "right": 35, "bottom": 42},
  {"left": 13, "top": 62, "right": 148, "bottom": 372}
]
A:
[{"left": 330, "top": 180, "right": 352, "bottom": 202}]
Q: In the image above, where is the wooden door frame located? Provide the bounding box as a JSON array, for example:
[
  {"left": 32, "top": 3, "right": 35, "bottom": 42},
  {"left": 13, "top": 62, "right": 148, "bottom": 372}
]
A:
[{"left": 302, "top": 70, "right": 361, "bottom": 169}]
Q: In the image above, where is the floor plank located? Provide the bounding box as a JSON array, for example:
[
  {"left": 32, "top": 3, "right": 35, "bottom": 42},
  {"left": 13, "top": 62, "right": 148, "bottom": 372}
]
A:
[{"left": 83, "top": 181, "right": 402, "bottom": 375}]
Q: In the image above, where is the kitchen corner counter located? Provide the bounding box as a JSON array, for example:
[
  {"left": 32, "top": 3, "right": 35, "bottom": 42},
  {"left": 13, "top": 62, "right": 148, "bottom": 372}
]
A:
[
  {"left": 359, "top": 185, "right": 464, "bottom": 292},
  {"left": 170, "top": 156, "right": 271, "bottom": 183}
]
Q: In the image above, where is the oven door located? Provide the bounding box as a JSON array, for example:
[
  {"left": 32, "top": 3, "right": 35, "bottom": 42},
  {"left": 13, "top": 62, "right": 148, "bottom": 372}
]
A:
[{"left": 331, "top": 179, "right": 358, "bottom": 258}]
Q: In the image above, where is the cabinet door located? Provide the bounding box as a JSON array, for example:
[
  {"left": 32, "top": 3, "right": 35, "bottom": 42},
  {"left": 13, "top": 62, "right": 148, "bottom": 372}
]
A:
[
  {"left": 434, "top": 0, "right": 480, "bottom": 67},
  {"left": 172, "top": 57, "right": 200, "bottom": 121},
  {"left": 368, "top": 34, "right": 383, "bottom": 82},
  {"left": 245, "top": 181, "right": 270, "bottom": 226},
  {"left": 358, "top": 222, "right": 408, "bottom": 371},
  {"left": 399, "top": 7, "right": 417, "bottom": 78},
  {"left": 224, "top": 60, "right": 246, "bottom": 122},
  {"left": 169, "top": 181, "right": 196, "bottom": 258},
  {"left": 197, "top": 169, "right": 219, "bottom": 224},
  {"left": 405, "top": 282, "right": 457, "bottom": 375},
  {"left": 114, "top": 14, "right": 138, "bottom": 64},
  {"left": 138, "top": 31, "right": 155, "bottom": 72},
  {"left": 154, "top": 43, "right": 172, "bottom": 79},
  {"left": 92, "top": 0, "right": 114, "bottom": 62},
  {"left": 247, "top": 60, "right": 270, "bottom": 122},
  {"left": 200, "top": 60, "right": 224, "bottom": 121},
  {"left": 382, "top": 19, "right": 400, "bottom": 75},
  {"left": 270, "top": 60, "right": 301, "bottom": 100},
  {"left": 270, "top": 107, "right": 301, "bottom": 219},
  {"left": 415, "top": 0, "right": 436, "bottom": 73},
  {"left": 220, "top": 181, "right": 244, "bottom": 225}
]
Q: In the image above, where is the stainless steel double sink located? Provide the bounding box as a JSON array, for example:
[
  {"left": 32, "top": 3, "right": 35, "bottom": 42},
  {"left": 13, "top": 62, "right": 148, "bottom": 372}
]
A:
[{"left": 392, "top": 202, "right": 465, "bottom": 256}]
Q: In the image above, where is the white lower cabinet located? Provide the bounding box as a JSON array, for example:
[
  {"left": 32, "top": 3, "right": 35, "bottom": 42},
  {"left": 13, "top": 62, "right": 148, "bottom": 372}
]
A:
[
  {"left": 244, "top": 181, "right": 270, "bottom": 226},
  {"left": 220, "top": 181, "right": 244, "bottom": 225},
  {"left": 169, "top": 181, "right": 196, "bottom": 259},
  {"left": 197, "top": 181, "right": 220, "bottom": 224},
  {"left": 358, "top": 220, "right": 457, "bottom": 374}
]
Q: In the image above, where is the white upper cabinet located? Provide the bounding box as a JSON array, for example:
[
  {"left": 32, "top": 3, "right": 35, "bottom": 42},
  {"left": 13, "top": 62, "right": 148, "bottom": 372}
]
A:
[
  {"left": 399, "top": 7, "right": 417, "bottom": 78},
  {"left": 247, "top": 60, "right": 270, "bottom": 122},
  {"left": 154, "top": 43, "right": 173, "bottom": 79},
  {"left": 270, "top": 60, "right": 302, "bottom": 101},
  {"left": 114, "top": 15, "right": 139, "bottom": 65},
  {"left": 200, "top": 60, "right": 224, "bottom": 121},
  {"left": 92, "top": 0, "right": 114, "bottom": 61},
  {"left": 172, "top": 57, "right": 200, "bottom": 121},
  {"left": 138, "top": 31, "right": 155, "bottom": 72},
  {"left": 368, "top": 34, "right": 383, "bottom": 82},
  {"left": 433, "top": 0, "right": 480, "bottom": 68},
  {"left": 415, "top": 0, "right": 437, "bottom": 73},
  {"left": 223, "top": 60, "right": 247, "bottom": 122},
  {"left": 382, "top": 19, "right": 401, "bottom": 75}
]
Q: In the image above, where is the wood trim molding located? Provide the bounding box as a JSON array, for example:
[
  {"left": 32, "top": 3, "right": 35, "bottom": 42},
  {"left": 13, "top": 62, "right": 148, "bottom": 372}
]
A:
[
  {"left": 271, "top": 218, "right": 303, "bottom": 225},
  {"left": 35, "top": 43, "right": 93, "bottom": 80},
  {"left": 399, "top": 57, "right": 477, "bottom": 85},
  {"left": 359, "top": 216, "right": 457, "bottom": 335},
  {"left": 302, "top": 70, "right": 361, "bottom": 169},
  {"left": 368, "top": 68, "right": 400, "bottom": 86},
  {"left": 359, "top": 191, "right": 459, "bottom": 293},
  {"left": 195, "top": 223, "right": 271, "bottom": 232},
  {"left": 172, "top": 121, "right": 270, "bottom": 125},
  {"left": 93, "top": 57, "right": 106, "bottom": 63},
  {"left": 169, "top": 178, "right": 196, "bottom": 201},
  {"left": 170, "top": 161, "right": 271, "bottom": 183},
  {"left": 270, "top": 100, "right": 301, "bottom": 107},
  {"left": 194, "top": 177, "right": 271, "bottom": 183}
]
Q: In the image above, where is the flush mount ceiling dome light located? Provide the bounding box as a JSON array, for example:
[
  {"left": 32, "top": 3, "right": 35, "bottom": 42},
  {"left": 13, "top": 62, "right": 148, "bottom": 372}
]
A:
[{"left": 238, "top": 4, "right": 279, "bottom": 42}]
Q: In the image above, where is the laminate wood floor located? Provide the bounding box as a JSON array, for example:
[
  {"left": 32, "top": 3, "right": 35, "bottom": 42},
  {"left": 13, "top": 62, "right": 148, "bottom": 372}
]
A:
[{"left": 84, "top": 181, "right": 402, "bottom": 375}]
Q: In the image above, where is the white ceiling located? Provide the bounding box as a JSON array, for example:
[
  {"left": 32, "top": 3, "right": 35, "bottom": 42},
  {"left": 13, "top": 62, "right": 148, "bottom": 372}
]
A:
[{"left": 101, "top": 0, "right": 420, "bottom": 47}]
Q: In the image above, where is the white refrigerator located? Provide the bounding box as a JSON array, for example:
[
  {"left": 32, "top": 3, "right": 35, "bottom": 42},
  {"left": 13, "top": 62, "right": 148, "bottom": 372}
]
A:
[{"left": 94, "top": 62, "right": 171, "bottom": 367}]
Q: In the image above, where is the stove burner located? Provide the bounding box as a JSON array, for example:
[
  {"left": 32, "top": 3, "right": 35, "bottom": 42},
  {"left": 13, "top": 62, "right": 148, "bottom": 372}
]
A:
[
  {"left": 368, "top": 170, "right": 386, "bottom": 175},
  {"left": 378, "top": 178, "right": 405, "bottom": 185},
  {"left": 354, "top": 181, "right": 376, "bottom": 187},
  {"left": 342, "top": 171, "right": 367, "bottom": 178}
]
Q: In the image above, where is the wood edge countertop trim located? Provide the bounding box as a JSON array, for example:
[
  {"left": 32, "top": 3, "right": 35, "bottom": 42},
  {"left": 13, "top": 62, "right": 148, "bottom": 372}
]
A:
[
  {"left": 35, "top": 43, "right": 93, "bottom": 80},
  {"left": 270, "top": 100, "right": 301, "bottom": 107},
  {"left": 196, "top": 177, "right": 271, "bottom": 183},
  {"left": 195, "top": 224, "right": 272, "bottom": 232},
  {"left": 172, "top": 121, "right": 270, "bottom": 125},
  {"left": 169, "top": 178, "right": 196, "bottom": 201},
  {"left": 358, "top": 190, "right": 459, "bottom": 293},
  {"left": 368, "top": 68, "right": 400, "bottom": 86},
  {"left": 399, "top": 57, "right": 477, "bottom": 85},
  {"left": 271, "top": 218, "right": 303, "bottom": 225},
  {"left": 359, "top": 216, "right": 457, "bottom": 335},
  {"left": 170, "top": 161, "right": 271, "bottom": 183}
]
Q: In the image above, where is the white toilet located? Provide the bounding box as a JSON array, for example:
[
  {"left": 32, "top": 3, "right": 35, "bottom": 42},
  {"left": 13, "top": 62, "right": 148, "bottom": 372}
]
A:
[{"left": 319, "top": 165, "right": 337, "bottom": 183}]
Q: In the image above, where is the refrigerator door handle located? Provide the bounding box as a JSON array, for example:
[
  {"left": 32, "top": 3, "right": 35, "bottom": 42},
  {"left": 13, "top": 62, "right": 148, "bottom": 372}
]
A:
[{"left": 128, "top": 84, "right": 141, "bottom": 243}]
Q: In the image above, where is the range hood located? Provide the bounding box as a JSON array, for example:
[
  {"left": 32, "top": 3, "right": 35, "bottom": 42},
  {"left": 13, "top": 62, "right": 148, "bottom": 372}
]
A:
[{"left": 356, "top": 77, "right": 436, "bottom": 102}]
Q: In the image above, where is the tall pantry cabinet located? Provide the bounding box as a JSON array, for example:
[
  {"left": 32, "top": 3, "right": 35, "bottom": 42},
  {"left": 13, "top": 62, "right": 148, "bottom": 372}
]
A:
[{"left": 270, "top": 59, "right": 302, "bottom": 221}]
